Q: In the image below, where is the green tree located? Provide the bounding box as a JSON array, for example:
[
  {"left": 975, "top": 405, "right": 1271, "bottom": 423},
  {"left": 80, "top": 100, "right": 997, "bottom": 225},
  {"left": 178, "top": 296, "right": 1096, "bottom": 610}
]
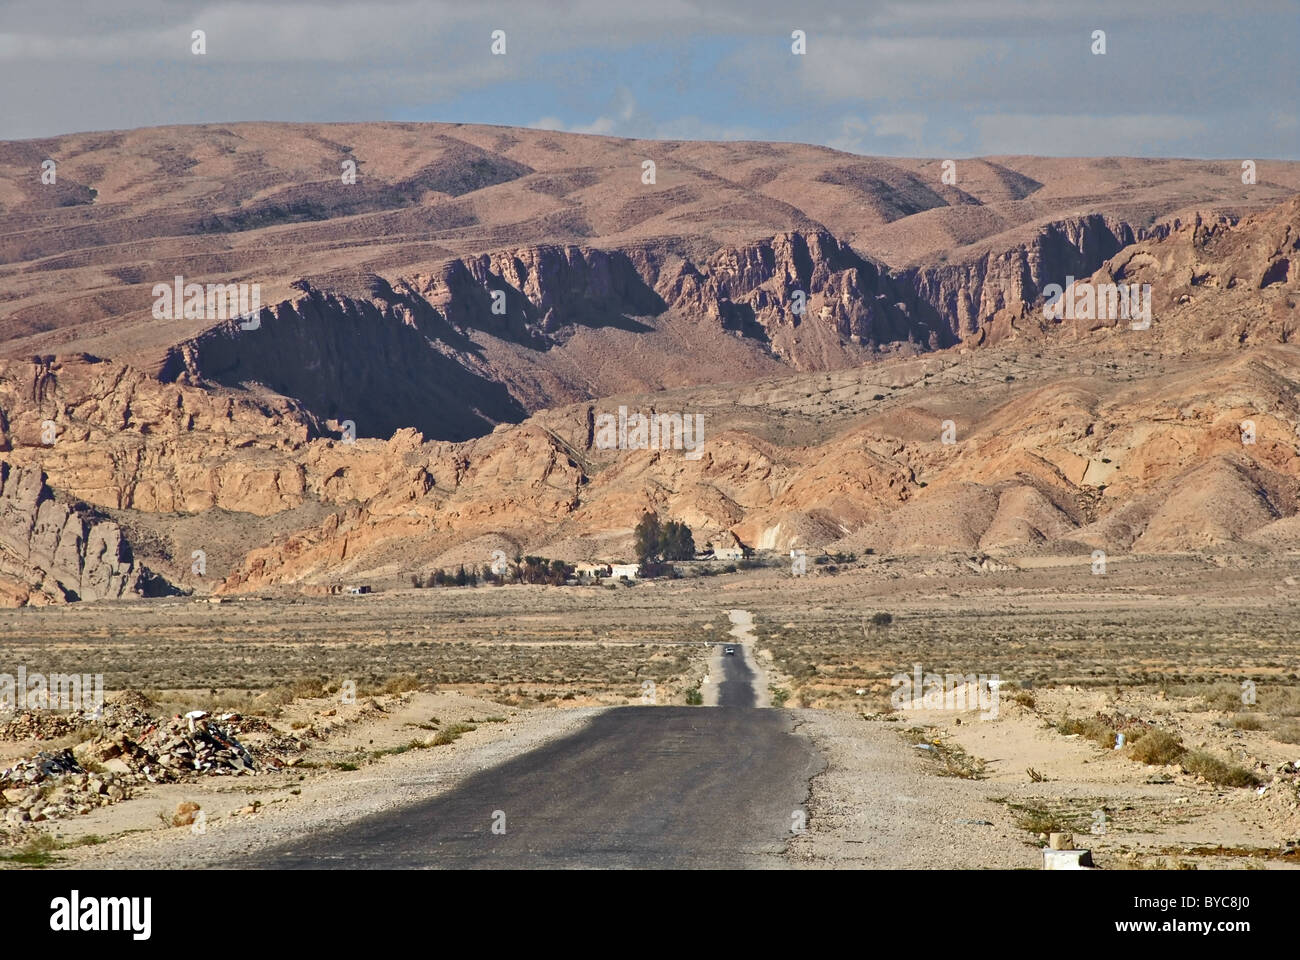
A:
[
  {"left": 633, "top": 512, "right": 661, "bottom": 562},
  {"left": 661, "top": 520, "right": 696, "bottom": 561}
]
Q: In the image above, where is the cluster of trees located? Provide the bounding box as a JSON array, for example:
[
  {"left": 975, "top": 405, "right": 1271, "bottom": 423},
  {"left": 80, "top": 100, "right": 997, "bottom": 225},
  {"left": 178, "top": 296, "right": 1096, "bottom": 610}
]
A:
[
  {"left": 508, "top": 556, "right": 575, "bottom": 586},
  {"left": 633, "top": 513, "right": 695, "bottom": 563},
  {"left": 412, "top": 566, "right": 478, "bottom": 588},
  {"left": 413, "top": 556, "right": 575, "bottom": 588}
]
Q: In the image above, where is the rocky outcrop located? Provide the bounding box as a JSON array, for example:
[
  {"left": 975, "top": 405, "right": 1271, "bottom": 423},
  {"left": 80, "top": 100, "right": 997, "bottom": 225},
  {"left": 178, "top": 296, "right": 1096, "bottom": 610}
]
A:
[
  {"left": 902, "top": 214, "right": 1143, "bottom": 341},
  {"left": 0, "top": 463, "right": 166, "bottom": 605},
  {"left": 160, "top": 276, "right": 527, "bottom": 442},
  {"left": 655, "top": 230, "right": 949, "bottom": 351},
  {"left": 154, "top": 215, "right": 1164, "bottom": 446},
  {"left": 1081, "top": 197, "right": 1300, "bottom": 345},
  {"left": 0, "top": 354, "right": 325, "bottom": 515},
  {"left": 159, "top": 231, "right": 947, "bottom": 442},
  {"left": 411, "top": 245, "right": 667, "bottom": 337}
]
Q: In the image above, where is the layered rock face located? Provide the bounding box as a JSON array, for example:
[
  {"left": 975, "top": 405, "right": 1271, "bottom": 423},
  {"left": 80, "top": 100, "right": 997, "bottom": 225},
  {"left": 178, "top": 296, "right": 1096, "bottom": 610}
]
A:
[
  {"left": 0, "top": 354, "right": 320, "bottom": 515},
  {"left": 0, "top": 354, "right": 442, "bottom": 517},
  {"left": 160, "top": 229, "right": 948, "bottom": 441},
  {"left": 0, "top": 463, "right": 160, "bottom": 605},
  {"left": 655, "top": 230, "right": 948, "bottom": 351},
  {"left": 903, "top": 214, "right": 1143, "bottom": 342},
  {"left": 160, "top": 277, "right": 528, "bottom": 443},
  {"left": 155, "top": 215, "right": 1165, "bottom": 443}
]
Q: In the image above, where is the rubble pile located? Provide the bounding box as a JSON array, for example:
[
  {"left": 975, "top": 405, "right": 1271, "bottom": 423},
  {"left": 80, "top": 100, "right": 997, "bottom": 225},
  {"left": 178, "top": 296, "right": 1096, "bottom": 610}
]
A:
[
  {"left": 0, "top": 710, "right": 86, "bottom": 741},
  {"left": 133, "top": 713, "right": 257, "bottom": 779},
  {"left": 0, "top": 690, "right": 348, "bottom": 838},
  {"left": 0, "top": 749, "right": 130, "bottom": 825}
]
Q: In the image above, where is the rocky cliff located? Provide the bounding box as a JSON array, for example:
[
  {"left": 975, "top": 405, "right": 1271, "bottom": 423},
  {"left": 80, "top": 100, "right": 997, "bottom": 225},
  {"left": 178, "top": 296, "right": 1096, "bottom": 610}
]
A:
[
  {"left": 153, "top": 214, "right": 1165, "bottom": 443},
  {"left": 0, "top": 463, "right": 166, "bottom": 605},
  {"left": 902, "top": 214, "right": 1145, "bottom": 342}
]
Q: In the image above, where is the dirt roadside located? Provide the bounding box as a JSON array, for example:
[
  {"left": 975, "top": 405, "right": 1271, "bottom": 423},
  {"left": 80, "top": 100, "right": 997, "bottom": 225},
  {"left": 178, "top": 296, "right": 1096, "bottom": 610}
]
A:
[{"left": 34, "top": 696, "right": 601, "bottom": 869}]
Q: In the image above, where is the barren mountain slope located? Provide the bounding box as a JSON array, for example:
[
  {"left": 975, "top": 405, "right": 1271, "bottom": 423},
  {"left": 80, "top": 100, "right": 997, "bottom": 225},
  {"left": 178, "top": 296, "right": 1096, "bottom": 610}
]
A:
[
  {"left": 1, "top": 127, "right": 1298, "bottom": 602},
  {"left": 4, "top": 124, "right": 1298, "bottom": 442}
]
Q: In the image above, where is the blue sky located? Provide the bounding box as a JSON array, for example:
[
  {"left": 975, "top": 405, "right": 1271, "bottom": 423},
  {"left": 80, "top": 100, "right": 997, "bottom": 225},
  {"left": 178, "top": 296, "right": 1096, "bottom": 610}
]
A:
[{"left": 2, "top": 0, "right": 1296, "bottom": 158}]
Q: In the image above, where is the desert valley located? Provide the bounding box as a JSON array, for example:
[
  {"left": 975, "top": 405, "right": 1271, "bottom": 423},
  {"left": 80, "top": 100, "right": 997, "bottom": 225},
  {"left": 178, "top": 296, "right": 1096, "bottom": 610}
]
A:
[{"left": 0, "top": 121, "right": 1297, "bottom": 872}]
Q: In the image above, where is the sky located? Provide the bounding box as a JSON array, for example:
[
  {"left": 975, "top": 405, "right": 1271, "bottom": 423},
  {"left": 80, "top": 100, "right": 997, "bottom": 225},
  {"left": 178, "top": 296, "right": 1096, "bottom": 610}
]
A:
[{"left": 1, "top": 0, "right": 1296, "bottom": 158}]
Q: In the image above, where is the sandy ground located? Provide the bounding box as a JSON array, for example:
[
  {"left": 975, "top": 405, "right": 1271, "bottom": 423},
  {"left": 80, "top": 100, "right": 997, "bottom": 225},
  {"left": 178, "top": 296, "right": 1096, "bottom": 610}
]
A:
[
  {"left": 4, "top": 559, "right": 1298, "bottom": 869},
  {"left": 895, "top": 687, "right": 1300, "bottom": 869}
]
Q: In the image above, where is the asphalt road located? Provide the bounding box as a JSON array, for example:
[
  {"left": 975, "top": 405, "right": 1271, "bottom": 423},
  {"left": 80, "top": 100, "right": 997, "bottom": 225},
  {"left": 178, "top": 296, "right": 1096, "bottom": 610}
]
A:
[
  {"left": 238, "top": 645, "right": 822, "bottom": 868},
  {"left": 716, "top": 643, "right": 758, "bottom": 707}
]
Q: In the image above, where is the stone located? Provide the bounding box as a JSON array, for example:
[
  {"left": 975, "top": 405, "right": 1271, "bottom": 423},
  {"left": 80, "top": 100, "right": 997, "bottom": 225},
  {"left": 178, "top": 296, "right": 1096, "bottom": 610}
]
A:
[
  {"left": 1049, "top": 832, "right": 1075, "bottom": 850},
  {"left": 172, "top": 801, "right": 201, "bottom": 827}
]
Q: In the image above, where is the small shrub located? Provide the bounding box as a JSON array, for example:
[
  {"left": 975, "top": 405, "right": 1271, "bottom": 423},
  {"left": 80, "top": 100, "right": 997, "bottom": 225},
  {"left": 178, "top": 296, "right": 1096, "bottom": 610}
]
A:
[
  {"left": 1182, "top": 750, "right": 1258, "bottom": 787},
  {"left": 684, "top": 687, "right": 704, "bottom": 706},
  {"left": 1011, "top": 802, "right": 1069, "bottom": 835},
  {"left": 1057, "top": 716, "right": 1118, "bottom": 750},
  {"left": 431, "top": 722, "right": 476, "bottom": 746},
  {"left": 1128, "top": 729, "right": 1186, "bottom": 765}
]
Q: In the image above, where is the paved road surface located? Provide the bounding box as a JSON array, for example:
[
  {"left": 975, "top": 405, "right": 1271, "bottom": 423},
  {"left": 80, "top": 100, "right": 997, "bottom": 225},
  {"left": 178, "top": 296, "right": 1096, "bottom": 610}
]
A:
[{"left": 238, "top": 645, "right": 822, "bottom": 868}]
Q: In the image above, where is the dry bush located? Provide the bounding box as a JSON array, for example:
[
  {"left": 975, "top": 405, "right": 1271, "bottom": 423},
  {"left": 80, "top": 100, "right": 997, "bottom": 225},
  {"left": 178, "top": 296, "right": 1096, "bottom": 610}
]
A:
[
  {"left": 1181, "top": 751, "right": 1259, "bottom": 788},
  {"left": 1057, "top": 716, "right": 1117, "bottom": 750},
  {"left": 360, "top": 673, "right": 423, "bottom": 697},
  {"left": 1197, "top": 683, "right": 1247, "bottom": 713},
  {"left": 430, "top": 722, "right": 476, "bottom": 746},
  {"left": 1128, "top": 729, "right": 1186, "bottom": 765},
  {"left": 1264, "top": 686, "right": 1300, "bottom": 717}
]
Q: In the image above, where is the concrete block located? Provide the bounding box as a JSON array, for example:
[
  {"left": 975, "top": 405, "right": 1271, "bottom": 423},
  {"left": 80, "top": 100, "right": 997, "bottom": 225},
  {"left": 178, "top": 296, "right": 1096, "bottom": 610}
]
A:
[{"left": 1043, "top": 848, "right": 1094, "bottom": 870}]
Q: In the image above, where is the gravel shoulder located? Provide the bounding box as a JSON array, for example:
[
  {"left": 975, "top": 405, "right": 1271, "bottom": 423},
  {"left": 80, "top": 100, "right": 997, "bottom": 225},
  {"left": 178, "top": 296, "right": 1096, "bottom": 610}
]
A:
[{"left": 784, "top": 709, "right": 1040, "bottom": 869}]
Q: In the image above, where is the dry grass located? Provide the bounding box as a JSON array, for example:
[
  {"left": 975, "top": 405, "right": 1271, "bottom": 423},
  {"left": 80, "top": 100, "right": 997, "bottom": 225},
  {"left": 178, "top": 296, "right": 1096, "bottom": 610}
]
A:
[
  {"left": 903, "top": 727, "right": 986, "bottom": 779},
  {"left": 1272, "top": 721, "right": 1300, "bottom": 744}
]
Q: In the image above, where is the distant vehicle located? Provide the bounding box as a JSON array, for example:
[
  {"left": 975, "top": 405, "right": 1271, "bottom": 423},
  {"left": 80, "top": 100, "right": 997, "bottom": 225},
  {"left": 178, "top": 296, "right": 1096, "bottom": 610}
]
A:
[{"left": 724, "top": 646, "right": 736, "bottom": 656}]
